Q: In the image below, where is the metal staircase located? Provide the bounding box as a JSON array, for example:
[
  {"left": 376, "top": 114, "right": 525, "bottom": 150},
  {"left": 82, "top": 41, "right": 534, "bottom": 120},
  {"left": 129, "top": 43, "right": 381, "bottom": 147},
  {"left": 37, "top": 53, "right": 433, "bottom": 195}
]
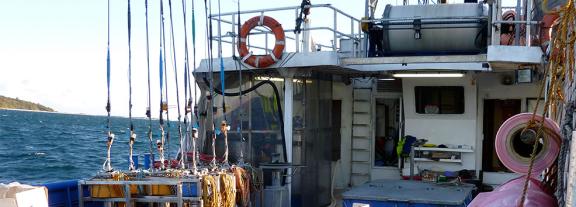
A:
[{"left": 350, "top": 79, "right": 374, "bottom": 186}]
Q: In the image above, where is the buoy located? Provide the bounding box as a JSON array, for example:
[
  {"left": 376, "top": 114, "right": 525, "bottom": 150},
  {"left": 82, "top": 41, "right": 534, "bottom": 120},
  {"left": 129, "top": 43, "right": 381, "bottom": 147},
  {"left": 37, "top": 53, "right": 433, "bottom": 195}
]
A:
[
  {"left": 237, "top": 15, "right": 285, "bottom": 68},
  {"left": 495, "top": 113, "right": 561, "bottom": 174}
]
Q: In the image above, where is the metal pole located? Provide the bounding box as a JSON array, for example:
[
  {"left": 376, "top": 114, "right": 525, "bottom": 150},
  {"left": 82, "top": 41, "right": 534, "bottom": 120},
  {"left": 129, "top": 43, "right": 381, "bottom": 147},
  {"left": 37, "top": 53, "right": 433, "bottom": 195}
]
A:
[
  {"left": 333, "top": 10, "right": 337, "bottom": 51},
  {"left": 514, "top": 0, "right": 521, "bottom": 45},
  {"left": 232, "top": 14, "right": 236, "bottom": 56},
  {"left": 567, "top": 131, "right": 576, "bottom": 206},
  {"left": 78, "top": 181, "right": 84, "bottom": 207},
  {"left": 284, "top": 75, "right": 294, "bottom": 207},
  {"left": 526, "top": 0, "right": 532, "bottom": 46},
  {"left": 295, "top": 8, "right": 300, "bottom": 53},
  {"left": 410, "top": 145, "right": 415, "bottom": 180}
]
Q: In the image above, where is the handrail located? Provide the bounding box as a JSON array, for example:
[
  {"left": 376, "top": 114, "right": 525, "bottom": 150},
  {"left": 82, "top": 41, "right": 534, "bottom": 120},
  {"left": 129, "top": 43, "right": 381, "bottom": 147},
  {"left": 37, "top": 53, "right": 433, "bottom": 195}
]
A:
[{"left": 207, "top": 4, "right": 364, "bottom": 57}]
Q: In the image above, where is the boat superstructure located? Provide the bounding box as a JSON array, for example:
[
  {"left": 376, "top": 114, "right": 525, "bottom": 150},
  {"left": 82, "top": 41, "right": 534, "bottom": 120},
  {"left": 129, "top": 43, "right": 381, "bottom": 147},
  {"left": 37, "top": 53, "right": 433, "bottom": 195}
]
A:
[
  {"left": 37, "top": 0, "right": 575, "bottom": 206},
  {"left": 189, "top": 0, "right": 573, "bottom": 206}
]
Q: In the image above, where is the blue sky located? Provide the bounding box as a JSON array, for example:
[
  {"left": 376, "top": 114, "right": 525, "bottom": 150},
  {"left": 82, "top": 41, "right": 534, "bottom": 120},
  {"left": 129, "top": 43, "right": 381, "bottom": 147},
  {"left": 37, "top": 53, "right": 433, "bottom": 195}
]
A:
[
  {"left": 0, "top": 0, "right": 368, "bottom": 117},
  {"left": 1, "top": 0, "right": 504, "bottom": 117}
]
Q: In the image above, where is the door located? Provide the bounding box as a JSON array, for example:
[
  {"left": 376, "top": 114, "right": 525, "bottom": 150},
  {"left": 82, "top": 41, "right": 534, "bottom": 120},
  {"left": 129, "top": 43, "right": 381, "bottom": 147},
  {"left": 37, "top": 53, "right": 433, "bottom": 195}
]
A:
[{"left": 482, "top": 99, "right": 521, "bottom": 184}]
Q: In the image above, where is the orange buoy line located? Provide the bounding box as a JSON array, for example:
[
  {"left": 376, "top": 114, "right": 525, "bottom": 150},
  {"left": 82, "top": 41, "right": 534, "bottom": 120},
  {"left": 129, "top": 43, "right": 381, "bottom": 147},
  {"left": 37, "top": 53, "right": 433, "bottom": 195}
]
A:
[{"left": 237, "top": 15, "right": 285, "bottom": 68}]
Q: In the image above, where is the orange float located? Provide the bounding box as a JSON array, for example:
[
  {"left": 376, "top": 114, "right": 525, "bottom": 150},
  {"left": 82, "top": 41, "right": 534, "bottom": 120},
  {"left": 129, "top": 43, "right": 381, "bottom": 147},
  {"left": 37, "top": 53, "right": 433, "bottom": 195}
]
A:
[{"left": 237, "top": 15, "right": 285, "bottom": 68}]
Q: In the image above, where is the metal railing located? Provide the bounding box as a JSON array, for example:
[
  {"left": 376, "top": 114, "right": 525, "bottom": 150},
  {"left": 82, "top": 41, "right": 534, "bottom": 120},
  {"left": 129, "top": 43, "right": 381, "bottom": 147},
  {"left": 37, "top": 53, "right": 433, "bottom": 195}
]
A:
[
  {"left": 208, "top": 4, "right": 364, "bottom": 58},
  {"left": 491, "top": 0, "right": 540, "bottom": 47}
]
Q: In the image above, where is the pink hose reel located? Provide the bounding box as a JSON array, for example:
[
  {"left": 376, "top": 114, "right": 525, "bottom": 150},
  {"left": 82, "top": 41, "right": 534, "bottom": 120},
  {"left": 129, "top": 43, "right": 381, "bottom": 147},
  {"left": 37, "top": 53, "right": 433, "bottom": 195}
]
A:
[{"left": 495, "top": 113, "right": 561, "bottom": 174}]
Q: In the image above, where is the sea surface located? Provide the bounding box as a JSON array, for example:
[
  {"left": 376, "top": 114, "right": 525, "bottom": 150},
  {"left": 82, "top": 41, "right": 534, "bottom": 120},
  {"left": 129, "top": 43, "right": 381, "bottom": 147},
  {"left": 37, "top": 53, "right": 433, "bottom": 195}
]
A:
[{"left": 0, "top": 109, "right": 181, "bottom": 185}]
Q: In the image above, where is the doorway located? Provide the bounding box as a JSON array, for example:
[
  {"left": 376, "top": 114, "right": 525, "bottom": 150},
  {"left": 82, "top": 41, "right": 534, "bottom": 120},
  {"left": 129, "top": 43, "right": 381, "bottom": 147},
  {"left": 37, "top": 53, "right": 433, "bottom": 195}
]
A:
[
  {"left": 374, "top": 98, "right": 401, "bottom": 167},
  {"left": 482, "top": 99, "right": 521, "bottom": 172}
]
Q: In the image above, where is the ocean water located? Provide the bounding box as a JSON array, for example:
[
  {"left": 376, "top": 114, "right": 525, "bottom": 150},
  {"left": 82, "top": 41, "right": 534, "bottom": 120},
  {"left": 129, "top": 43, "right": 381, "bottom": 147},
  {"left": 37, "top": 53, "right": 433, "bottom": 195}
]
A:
[{"left": 0, "top": 109, "right": 181, "bottom": 185}]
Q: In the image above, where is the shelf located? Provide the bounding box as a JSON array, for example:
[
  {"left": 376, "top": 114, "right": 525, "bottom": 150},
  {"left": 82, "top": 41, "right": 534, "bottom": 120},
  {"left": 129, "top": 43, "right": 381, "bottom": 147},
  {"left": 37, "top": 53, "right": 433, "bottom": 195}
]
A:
[
  {"left": 414, "top": 147, "right": 473, "bottom": 153},
  {"left": 413, "top": 158, "right": 462, "bottom": 163}
]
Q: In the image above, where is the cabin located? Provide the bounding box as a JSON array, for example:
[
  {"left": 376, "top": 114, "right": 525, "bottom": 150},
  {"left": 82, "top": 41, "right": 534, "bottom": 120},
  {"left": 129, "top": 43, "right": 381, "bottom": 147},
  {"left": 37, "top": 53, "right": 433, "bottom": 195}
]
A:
[{"left": 193, "top": 0, "right": 552, "bottom": 206}]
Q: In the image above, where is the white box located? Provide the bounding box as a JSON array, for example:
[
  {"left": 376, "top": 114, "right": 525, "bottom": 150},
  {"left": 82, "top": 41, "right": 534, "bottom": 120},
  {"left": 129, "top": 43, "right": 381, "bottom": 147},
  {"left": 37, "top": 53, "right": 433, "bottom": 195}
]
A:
[{"left": 0, "top": 183, "right": 48, "bottom": 207}]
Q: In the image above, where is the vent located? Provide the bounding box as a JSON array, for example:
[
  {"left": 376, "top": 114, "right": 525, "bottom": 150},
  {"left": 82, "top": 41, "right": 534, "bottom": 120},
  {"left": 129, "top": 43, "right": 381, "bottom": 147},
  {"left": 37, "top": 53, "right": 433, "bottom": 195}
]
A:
[{"left": 377, "top": 79, "right": 402, "bottom": 92}]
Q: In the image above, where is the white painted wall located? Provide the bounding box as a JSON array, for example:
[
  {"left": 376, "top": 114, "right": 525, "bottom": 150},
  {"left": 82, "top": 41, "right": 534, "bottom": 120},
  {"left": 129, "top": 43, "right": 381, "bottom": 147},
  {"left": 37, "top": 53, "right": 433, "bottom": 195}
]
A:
[
  {"left": 333, "top": 82, "right": 353, "bottom": 189},
  {"left": 402, "top": 74, "right": 478, "bottom": 172},
  {"left": 475, "top": 72, "right": 540, "bottom": 183}
]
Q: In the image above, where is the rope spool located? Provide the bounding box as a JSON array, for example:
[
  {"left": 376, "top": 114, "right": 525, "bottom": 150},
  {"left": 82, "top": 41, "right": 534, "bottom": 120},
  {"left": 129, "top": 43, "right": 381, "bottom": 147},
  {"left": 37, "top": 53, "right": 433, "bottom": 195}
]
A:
[
  {"left": 495, "top": 113, "right": 561, "bottom": 174},
  {"left": 237, "top": 15, "right": 285, "bottom": 68}
]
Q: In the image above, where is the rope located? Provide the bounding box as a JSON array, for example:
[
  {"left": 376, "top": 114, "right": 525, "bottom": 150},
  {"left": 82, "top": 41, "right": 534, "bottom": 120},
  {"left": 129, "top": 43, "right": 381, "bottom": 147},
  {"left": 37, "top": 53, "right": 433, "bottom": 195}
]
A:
[
  {"left": 144, "top": 0, "right": 155, "bottom": 171},
  {"left": 233, "top": 166, "right": 250, "bottom": 207},
  {"left": 127, "top": 0, "right": 136, "bottom": 171},
  {"left": 203, "top": 0, "right": 218, "bottom": 169},
  {"left": 236, "top": 0, "right": 245, "bottom": 165},
  {"left": 202, "top": 175, "right": 221, "bottom": 207},
  {"left": 221, "top": 173, "right": 237, "bottom": 207},
  {"left": 190, "top": 0, "right": 199, "bottom": 173},
  {"left": 181, "top": 0, "right": 191, "bottom": 171},
  {"left": 162, "top": 0, "right": 172, "bottom": 168},
  {"left": 158, "top": 0, "right": 167, "bottom": 170},
  {"left": 102, "top": 0, "right": 115, "bottom": 173},
  {"left": 217, "top": 0, "right": 230, "bottom": 166},
  {"left": 520, "top": 1, "right": 576, "bottom": 205},
  {"left": 167, "top": 0, "right": 184, "bottom": 170}
]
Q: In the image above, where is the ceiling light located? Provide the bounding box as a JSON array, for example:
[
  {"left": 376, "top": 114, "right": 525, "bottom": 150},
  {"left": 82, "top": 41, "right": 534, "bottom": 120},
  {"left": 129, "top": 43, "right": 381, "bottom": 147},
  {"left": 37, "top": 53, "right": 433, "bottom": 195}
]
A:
[{"left": 392, "top": 73, "right": 464, "bottom": 78}]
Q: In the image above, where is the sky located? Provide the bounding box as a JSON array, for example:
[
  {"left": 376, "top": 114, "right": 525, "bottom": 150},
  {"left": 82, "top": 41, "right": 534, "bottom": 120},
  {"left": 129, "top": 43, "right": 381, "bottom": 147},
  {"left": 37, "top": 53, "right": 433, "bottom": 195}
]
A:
[{"left": 0, "top": 0, "right": 510, "bottom": 117}]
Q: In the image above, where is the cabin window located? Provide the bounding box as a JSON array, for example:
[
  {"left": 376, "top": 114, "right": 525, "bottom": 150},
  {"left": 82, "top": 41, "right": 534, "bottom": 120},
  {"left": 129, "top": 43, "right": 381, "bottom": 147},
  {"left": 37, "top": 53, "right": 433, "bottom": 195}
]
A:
[{"left": 415, "top": 86, "right": 464, "bottom": 114}]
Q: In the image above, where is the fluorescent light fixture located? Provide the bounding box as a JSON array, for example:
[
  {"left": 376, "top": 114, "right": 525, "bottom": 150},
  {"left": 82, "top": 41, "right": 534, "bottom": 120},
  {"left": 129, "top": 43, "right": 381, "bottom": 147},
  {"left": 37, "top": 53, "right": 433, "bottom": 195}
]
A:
[
  {"left": 378, "top": 78, "right": 396, "bottom": 81},
  {"left": 393, "top": 73, "right": 464, "bottom": 78},
  {"left": 254, "top": 77, "right": 312, "bottom": 83}
]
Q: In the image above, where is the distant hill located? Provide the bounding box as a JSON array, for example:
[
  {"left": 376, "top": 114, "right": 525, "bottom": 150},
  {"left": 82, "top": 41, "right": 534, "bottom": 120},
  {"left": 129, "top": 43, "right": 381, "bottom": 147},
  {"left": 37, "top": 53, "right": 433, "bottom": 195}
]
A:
[{"left": 0, "top": 95, "right": 55, "bottom": 112}]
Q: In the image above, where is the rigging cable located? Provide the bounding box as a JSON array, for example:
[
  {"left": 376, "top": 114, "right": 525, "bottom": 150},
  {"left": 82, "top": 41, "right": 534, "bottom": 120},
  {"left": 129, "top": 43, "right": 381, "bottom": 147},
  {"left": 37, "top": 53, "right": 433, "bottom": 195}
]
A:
[
  {"left": 236, "top": 0, "right": 245, "bottom": 165},
  {"left": 180, "top": 0, "right": 192, "bottom": 170},
  {"left": 157, "top": 0, "right": 167, "bottom": 170},
  {"left": 103, "top": 0, "right": 115, "bottom": 172},
  {"left": 167, "top": 0, "right": 184, "bottom": 169},
  {"left": 127, "top": 0, "right": 137, "bottom": 172},
  {"left": 217, "top": 0, "right": 230, "bottom": 165},
  {"left": 162, "top": 0, "right": 173, "bottom": 168},
  {"left": 144, "top": 0, "right": 155, "bottom": 171},
  {"left": 204, "top": 0, "right": 218, "bottom": 169},
  {"left": 190, "top": 0, "right": 199, "bottom": 172}
]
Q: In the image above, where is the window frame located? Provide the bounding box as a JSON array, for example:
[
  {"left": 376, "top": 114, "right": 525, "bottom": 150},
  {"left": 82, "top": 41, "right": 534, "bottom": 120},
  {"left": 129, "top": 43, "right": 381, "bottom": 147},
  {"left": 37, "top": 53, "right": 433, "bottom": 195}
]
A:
[{"left": 414, "top": 86, "right": 465, "bottom": 114}]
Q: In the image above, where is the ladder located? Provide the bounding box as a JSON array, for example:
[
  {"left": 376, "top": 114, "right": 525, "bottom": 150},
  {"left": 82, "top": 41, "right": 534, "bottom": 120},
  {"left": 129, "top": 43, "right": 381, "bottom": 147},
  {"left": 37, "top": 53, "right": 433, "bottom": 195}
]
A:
[{"left": 350, "top": 79, "right": 374, "bottom": 186}]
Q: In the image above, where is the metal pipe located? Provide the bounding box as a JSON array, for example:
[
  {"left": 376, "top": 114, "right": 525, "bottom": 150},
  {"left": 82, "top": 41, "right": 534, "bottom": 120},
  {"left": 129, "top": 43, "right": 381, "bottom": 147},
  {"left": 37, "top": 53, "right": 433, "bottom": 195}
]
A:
[
  {"left": 209, "top": 4, "right": 361, "bottom": 22},
  {"left": 492, "top": 20, "right": 539, "bottom": 24},
  {"left": 514, "top": 0, "right": 521, "bottom": 45},
  {"left": 333, "top": 10, "right": 337, "bottom": 51},
  {"left": 295, "top": 8, "right": 300, "bottom": 53},
  {"left": 410, "top": 145, "right": 415, "bottom": 180},
  {"left": 526, "top": 0, "right": 532, "bottom": 46},
  {"left": 232, "top": 14, "right": 236, "bottom": 57},
  {"left": 362, "top": 16, "right": 488, "bottom": 23}
]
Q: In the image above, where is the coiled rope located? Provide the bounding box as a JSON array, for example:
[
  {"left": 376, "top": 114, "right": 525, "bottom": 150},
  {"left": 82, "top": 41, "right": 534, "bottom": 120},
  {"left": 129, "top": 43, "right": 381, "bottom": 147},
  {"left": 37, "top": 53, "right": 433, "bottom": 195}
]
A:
[
  {"left": 220, "top": 173, "right": 237, "bottom": 207},
  {"left": 202, "top": 175, "right": 220, "bottom": 207},
  {"left": 233, "top": 166, "right": 250, "bottom": 207}
]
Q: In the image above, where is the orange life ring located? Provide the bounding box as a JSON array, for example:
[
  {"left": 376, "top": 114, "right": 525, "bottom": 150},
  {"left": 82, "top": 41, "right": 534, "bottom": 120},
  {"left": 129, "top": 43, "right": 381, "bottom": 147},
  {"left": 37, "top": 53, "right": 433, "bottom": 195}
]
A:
[{"left": 237, "top": 15, "right": 285, "bottom": 68}]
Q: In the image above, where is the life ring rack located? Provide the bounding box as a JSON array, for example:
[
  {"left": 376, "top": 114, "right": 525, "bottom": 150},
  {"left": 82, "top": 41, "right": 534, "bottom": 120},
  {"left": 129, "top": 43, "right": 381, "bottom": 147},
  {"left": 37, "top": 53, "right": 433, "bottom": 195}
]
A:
[{"left": 237, "top": 15, "right": 285, "bottom": 68}]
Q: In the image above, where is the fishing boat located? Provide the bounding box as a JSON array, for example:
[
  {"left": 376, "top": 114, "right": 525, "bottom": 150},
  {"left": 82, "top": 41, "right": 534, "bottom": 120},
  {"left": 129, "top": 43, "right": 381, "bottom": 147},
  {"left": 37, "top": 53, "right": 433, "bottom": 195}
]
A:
[{"left": 20, "top": 0, "right": 576, "bottom": 206}]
